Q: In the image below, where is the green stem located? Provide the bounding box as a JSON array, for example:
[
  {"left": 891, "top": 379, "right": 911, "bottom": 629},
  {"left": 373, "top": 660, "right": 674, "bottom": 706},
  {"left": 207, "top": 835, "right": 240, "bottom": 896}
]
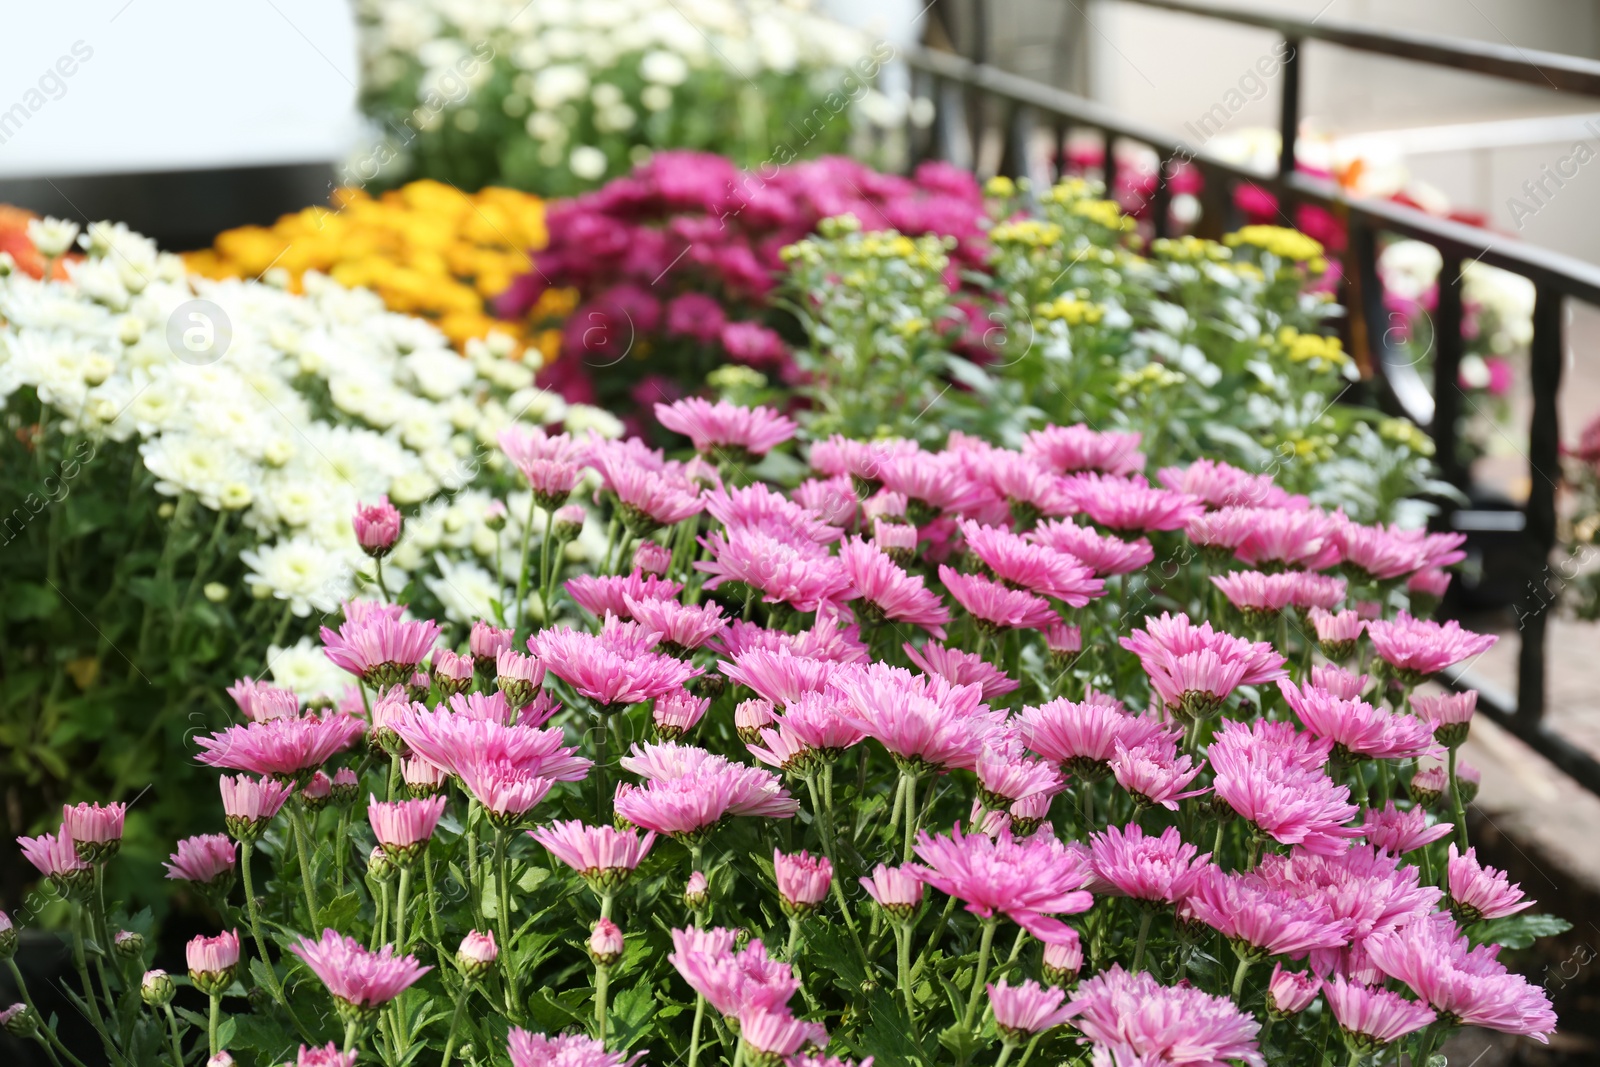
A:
[
  {"left": 994, "top": 1040, "right": 1018, "bottom": 1067},
  {"left": 535, "top": 507, "right": 554, "bottom": 630},
  {"left": 913, "top": 895, "right": 960, "bottom": 982},
  {"left": 395, "top": 866, "right": 412, "bottom": 951},
  {"left": 8, "top": 960, "right": 91, "bottom": 1067},
  {"left": 514, "top": 493, "right": 539, "bottom": 634},
  {"left": 240, "top": 841, "right": 286, "bottom": 1003},
  {"left": 439, "top": 996, "right": 468, "bottom": 1067},
  {"left": 343, "top": 1019, "right": 360, "bottom": 1055},
  {"left": 687, "top": 994, "right": 707, "bottom": 1067},
  {"left": 375, "top": 556, "right": 392, "bottom": 602},
  {"left": 1447, "top": 745, "right": 1469, "bottom": 851},
  {"left": 594, "top": 963, "right": 610, "bottom": 1043},
  {"left": 1015, "top": 1034, "right": 1043, "bottom": 1067},
  {"left": 208, "top": 993, "right": 221, "bottom": 1057},
  {"left": 896, "top": 922, "right": 915, "bottom": 1020},
  {"left": 290, "top": 806, "right": 320, "bottom": 926},
  {"left": 495, "top": 828, "right": 518, "bottom": 1014},
  {"left": 900, "top": 768, "right": 922, "bottom": 864},
  {"left": 961, "top": 918, "right": 999, "bottom": 1031},
  {"left": 594, "top": 709, "right": 611, "bottom": 821},
  {"left": 162, "top": 1005, "right": 185, "bottom": 1067},
  {"left": 425, "top": 850, "right": 445, "bottom": 947},
  {"left": 71, "top": 910, "right": 122, "bottom": 1067},
  {"left": 1231, "top": 956, "right": 1252, "bottom": 1002},
  {"left": 1132, "top": 909, "right": 1153, "bottom": 971}
]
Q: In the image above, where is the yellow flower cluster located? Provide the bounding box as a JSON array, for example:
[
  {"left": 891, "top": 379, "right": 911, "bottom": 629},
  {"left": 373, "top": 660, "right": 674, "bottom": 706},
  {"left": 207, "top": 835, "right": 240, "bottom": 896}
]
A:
[
  {"left": 990, "top": 220, "right": 1064, "bottom": 248},
  {"left": 1149, "top": 235, "right": 1232, "bottom": 264},
  {"left": 1039, "top": 178, "right": 1095, "bottom": 205},
  {"left": 1069, "top": 198, "right": 1138, "bottom": 234},
  {"left": 1270, "top": 326, "right": 1349, "bottom": 372},
  {"left": 1035, "top": 292, "right": 1105, "bottom": 326},
  {"left": 186, "top": 180, "right": 572, "bottom": 359},
  {"left": 1273, "top": 428, "right": 1338, "bottom": 463},
  {"left": 1379, "top": 417, "right": 1436, "bottom": 457},
  {"left": 1115, "top": 363, "right": 1187, "bottom": 396},
  {"left": 984, "top": 176, "right": 1018, "bottom": 199},
  {"left": 783, "top": 223, "right": 950, "bottom": 274},
  {"left": 1225, "top": 226, "right": 1328, "bottom": 272}
]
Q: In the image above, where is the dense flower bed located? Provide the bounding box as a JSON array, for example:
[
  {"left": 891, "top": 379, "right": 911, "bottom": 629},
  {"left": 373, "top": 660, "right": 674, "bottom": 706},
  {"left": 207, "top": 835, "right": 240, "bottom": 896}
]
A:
[
  {"left": 353, "top": 0, "right": 892, "bottom": 195},
  {"left": 5, "top": 397, "right": 1563, "bottom": 1067},
  {"left": 186, "top": 180, "right": 569, "bottom": 357},
  {"left": 494, "top": 151, "right": 987, "bottom": 419}
]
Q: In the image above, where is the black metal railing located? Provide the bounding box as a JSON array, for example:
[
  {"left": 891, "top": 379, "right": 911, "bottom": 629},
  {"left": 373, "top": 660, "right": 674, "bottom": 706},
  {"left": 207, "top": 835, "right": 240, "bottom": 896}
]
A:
[{"left": 898, "top": 0, "right": 1600, "bottom": 793}]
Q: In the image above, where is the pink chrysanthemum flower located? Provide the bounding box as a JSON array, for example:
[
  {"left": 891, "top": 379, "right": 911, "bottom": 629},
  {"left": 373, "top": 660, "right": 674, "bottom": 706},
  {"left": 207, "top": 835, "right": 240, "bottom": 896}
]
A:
[
  {"left": 1278, "top": 679, "right": 1441, "bottom": 762},
  {"left": 389, "top": 706, "right": 588, "bottom": 781},
  {"left": 721, "top": 649, "right": 838, "bottom": 707},
  {"left": 529, "top": 820, "right": 657, "bottom": 891},
  {"left": 1017, "top": 697, "right": 1163, "bottom": 779},
  {"left": 17, "top": 826, "right": 90, "bottom": 884},
  {"left": 1208, "top": 719, "right": 1361, "bottom": 856},
  {"left": 1366, "top": 612, "right": 1497, "bottom": 683},
  {"left": 1121, "top": 613, "right": 1285, "bottom": 687},
  {"left": 713, "top": 617, "right": 869, "bottom": 664},
  {"left": 566, "top": 571, "right": 684, "bottom": 620},
  {"left": 655, "top": 398, "right": 798, "bottom": 458},
  {"left": 837, "top": 537, "right": 950, "bottom": 638},
  {"left": 1408, "top": 567, "right": 1452, "bottom": 599},
  {"left": 1410, "top": 690, "right": 1477, "bottom": 748},
  {"left": 1066, "top": 965, "right": 1263, "bottom": 1067},
  {"left": 1267, "top": 965, "right": 1321, "bottom": 1016},
  {"left": 703, "top": 484, "right": 843, "bottom": 547},
  {"left": 746, "top": 691, "right": 864, "bottom": 772},
  {"left": 1157, "top": 458, "right": 1294, "bottom": 510},
  {"left": 832, "top": 663, "right": 1006, "bottom": 773},
  {"left": 625, "top": 595, "right": 728, "bottom": 655},
  {"left": 668, "top": 928, "right": 799, "bottom": 1018},
  {"left": 877, "top": 451, "right": 990, "bottom": 522},
  {"left": 1329, "top": 518, "right": 1428, "bottom": 581},
  {"left": 652, "top": 689, "right": 711, "bottom": 739},
  {"left": 1210, "top": 571, "right": 1297, "bottom": 621},
  {"left": 431, "top": 648, "right": 474, "bottom": 695},
  {"left": 1365, "top": 915, "right": 1556, "bottom": 1041},
  {"left": 1029, "top": 519, "right": 1154, "bottom": 577},
  {"left": 964, "top": 448, "right": 1075, "bottom": 525},
  {"left": 939, "top": 565, "right": 1058, "bottom": 633},
  {"left": 988, "top": 978, "right": 1074, "bottom": 1039},
  {"left": 1088, "top": 824, "right": 1210, "bottom": 904},
  {"left": 1310, "top": 664, "right": 1368, "bottom": 700},
  {"left": 1109, "top": 735, "right": 1206, "bottom": 810},
  {"left": 368, "top": 794, "right": 446, "bottom": 860},
  {"left": 455, "top": 759, "right": 553, "bottom": 825},
  {"left": 290, "top": 929, "right": 430, "bottom": 1014},
  {"left": 740, "top": 1005, "right": 828, "bottom": 1059},
  {"left": 1183, "top": 867, "right": 1353, "bottom": 961},
  {"left": 634, "top": 540, "right": 673, "bottom": 575},
  {"left": 975, "top": 745, "right": 1065, "bottom": 807},
  {"left": 588, "top": 441, "right": 704, "bottom": 535},
  {"left": 1061, "top": 474, "right": 1204, "bottom": 534},
  {"left": 1447, "top": 844, "right": 1531, "bottom": 922},
  {"left": 401, "top": 757, "right": 447, "bottom": 796},
  {"left": 902, "top": 641, "right": 1019, "bottom": 700},
  {"left": 1324, "top": 975, "right": 1435, "bottom": 1052},
  {"left": 61, "top": 801, "right": 126, "bottom": 861},
  {"left": 696, "top": 526, "right": 852, "bottom": 613},
  {"left": 530, "top": 624, "right": 700, "bottom": 712},
  {"left": 1308, "top": 607, "right": 1366, "bottom": 658},
  {"left": 1234, "top": 507, "right": 1340, "bottom": 570},
  {"left": 295, "top": 1043, "right": 358, "bottom": 1067},
  {"left": 226, "top": 679, "right": 301, "bottom": 722},
  {"left": 774, "top": 849, "right": 832, "bottom": 914},
  {"left": 1286, "top": 571, "right": 1348, "bottom": 611},
  {"left": 1185, "top": 507, "right": 1260, "bottom": 555},
  {"left": 197, "top": 715, "right": 365, "bottom": 777},
  {"left": 495, "top": 648, "right": 546, "bottom": 708},
  {"left": 1023, "top": 424, "right": 1145, "bottom": 476},
  {"left": 320, "top": 614, "right": 442, "bottom": 689},
  {"left": 507, "top": 1030, "right": 642, "bottom": 1067},
  {"left": 808, "top": 433, "right": 918, "bottom": 491},
  {"left": 187, "top": 930, "right": 241, "bottom": 992},
  {"left": 1362, "top": 802, "right": 1452, "bottom": 854},
  {"left": 457, "top": 929, "right": 498, "bottom": 975},
  {"left": 792, "top": 476, "right": 860, "bottom": 529},
  {"left": 219, "top": 774, "right": 296, "bottom": 840},
  {"left": 165, "top": 834, "right": 237, "bottom": 886},
  {"left": 614, "top": 768, "right": 798, "bottom": 841},
  {"left": 861, "top": 863, "right": 924, "bottom": 917},
  {"left": 1253, "top": 847, "right": 1440, "bottom": 954},
  {"left": 352, "top": 496, "right": 402, "bottom": 557},
  {"left": 912, "top": 824, "right": 1093, "bottom": 944},
  {"left": 960, "top": 521, "right": 1104, "bottom": 606},
  {"left": 1142, "top": 648, "right": 1248, "bottom": 721}
]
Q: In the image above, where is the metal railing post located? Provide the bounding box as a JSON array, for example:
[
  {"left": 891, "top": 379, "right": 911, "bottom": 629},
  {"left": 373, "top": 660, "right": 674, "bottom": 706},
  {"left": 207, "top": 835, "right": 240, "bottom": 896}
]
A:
[{"left": 1517, "top": 288, "right": 1565, "bottom": 727}]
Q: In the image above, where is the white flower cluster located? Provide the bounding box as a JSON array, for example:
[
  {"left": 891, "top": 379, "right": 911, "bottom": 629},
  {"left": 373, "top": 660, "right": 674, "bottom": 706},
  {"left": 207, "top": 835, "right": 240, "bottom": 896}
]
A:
[
  {"left": 355, "top": 0, "right": 880, "bottom": 182},
  {"left": 0, "top": 219, "right": 616, "bottom": 656}
]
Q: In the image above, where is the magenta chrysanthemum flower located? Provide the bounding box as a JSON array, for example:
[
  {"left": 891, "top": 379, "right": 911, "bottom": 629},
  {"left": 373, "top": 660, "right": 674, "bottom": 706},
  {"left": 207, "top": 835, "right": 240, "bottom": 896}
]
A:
[
  {"left": 1409, "top": 690, "right": 1477, "bottom": 747},
  {"left": 838, "top": 537, "right": 950, "bottom": 638},
  {"left": 196, "top": 715, "right": 365, "bottom": 777},
  {"left": 1120, "top": 612, "right": 1285, "bottom": 688},
  {"left": 588, "top": 440, "right": 704, "bottom": 534},
  {"left": 1208, "top": 719, "right": 1362, "bottom": 855},
  {"left": 965, "top": 448, "right": 1075, "bottom": 522},
  {"left": 902, "top": 641, "right": 1018, "bottom": 700},
  {"left": 1447, "top": 844, "right": 1531, "bottom": 922},
  {"left": 368, "top": 794, "right": 446, "bottom": 858},
  {"left": 668, "top": 928, "right": 799, "bottom": 1018},
  {"left": 528, "top": 820, "right": 656, "bottom": 890},
  {"left": 714, "top": 617, "right": 869, "bottom": 665},
  {"left": 1323, "top": 975, "right": 1435, "bottom": 1051},
  {"left": 1329, "top": 518, "right": 1430, "bottom": 581},
  {"left": 1022, "top": 424, "right": 1145, "bottom": 476},
  {"left": 912, "top": 824, "right": 1093, "bottom": 944},
  {"left": 1252, "top": 847, "right": 1440, "bottom": 951},
  {"left": 740, "top": 1005, "right": 828, "bottom": 1058},
  {"left": 1310, "top": 664, "right": 1368, "bottom": 700},
  {"left": 1234, "top": 507, "right": 1339, "bottom": 570},
  {"left": 566, "top": 572, "right": 684, "bottom": 619},
  {"left": 1278, "top": 679, "right": 1440, "bottom": 761},
  {"left": 389, "top": 706, "right": 588, "bottom": 781},
  {"left": 614, "top": 765, "right": 798, "bottom": 840},
  {"left": 703, "top": 484, "right": 843, "bottom": 547},
  {"left": 1142, "top": 648, "right": 1248, "bottom": 719},
  {"left": 988, "top": 978, "right": 1074, "bottom": 1039},
  {"left": 697, "top": 526, "right": 852, "bottom": 613},
  {"left": 61, "top": 801, "right": 126, "bottom": 860},
  {"left": 1365, "top": 915, "right": 1556, "bottom": 1041},
  {"left": 165, "top": 834, "right": 237, "bottom": 886},
  {"left": 320, "top": 614, "right": 442, "bottom": 689},
  {"left": 1267, "top": 965, "right": 1321, "bottom": 1016},
  {"left": 187, "top": 930, "right": 240, "bottom": 989},
  {"left": 959, "top": 521, "right": 1104, "bottom": 606},
  {"left": 809, "top": 434, "right": 919, "bottom": 488},
  {"left": 774, "top": 849, "right": 832, "bottom": 913},
  {"left": 295, "top": 1043, "right": 358, "bottom": 1067},
  {"left": 507, "top": 1029, "right": 641, "bottom": 1067},
  {"left": 290, "top": 929, "right": 430, "bottom": 1012},
  {"left": 653, "top": 689, "right": 711, "bottom": 738},
  {"left": 939, "top": 565, "right": 1058, "bottom": 632},
  {"left": 1109, "top": 734, "right": 1206, "bottom": 810},
  {"left": 226, "top": 679, "right": 301, "bottom": 722},
  {"left": 1030, "top": 519, "right": 1154, "bottom": 577},
  {"left": 1088, "top": 824, "right": 1210, "bottom": 904},
  {"left": 721, "top": 648, "right": 838, "bottom": 707},
  {"left": 1183, "top": 867, "right": 1352, "bottom": 960},
  {"left": 876, "top": 451, "right": 989, "bottom": 521},
  {"left": 1408, "top": 567, "right": 1452, "bottom": 598},
  {"left": 832, "top": 663, "right": 1006, "bottom": 773},
  {"left": 1211, "top": 571, "right": 1297, "bottom": 617},
  {"left": 1016, "top": 696, "right": 1163, "bottom": 777},
  {"left": 219, "top": 774, "right": 296, "bottom": 839},
  {"left": 1061, "top": 474, "right": 1204, "bottom": 533},
  {"left": 455, "top": 759, "right": 553, "bottom": 824},
  {"left": 1157, "top": 458, "right": 1294, "bottom": 510},
  {"left": 352, "top": 496, "right": 402, "bottom": 557},
  {"left": 1066, "top": 965, "right": 1263, "bottom": 1067},
  {"left": 530, "top": 624, "right": 700, "bottom": 712},
  {"left": 1362, "top": 802, "right": 1452, "bottom": 854},
  {"left": 1366, "top": 613, "right": 1497, "bottom": 682},
  {"left": 975, "top": 744, "right": 1065, "bottom": 807},
  {"left": 860, "top": 863, "right": 924, "bottom": 916},
  {"left": 655, "top": 398, "right": 798, "bottom": 457},
  {"left": 1287, "top": 572, "right": 1347, "bottom": 610},
  {"left": 625, "top": 595, "right": 728, "bottom": 654},
  {"left": 17, "top": 826, "right": 89, "bottom": 881}
]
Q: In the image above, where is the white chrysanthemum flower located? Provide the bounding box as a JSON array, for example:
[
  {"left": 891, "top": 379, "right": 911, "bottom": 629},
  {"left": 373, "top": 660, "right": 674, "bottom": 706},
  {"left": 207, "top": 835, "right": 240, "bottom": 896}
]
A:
[
  {"left": 564, "top": 403, "right": 625, "bottom": 439},
  {"left": 28, "top": 217, "right": 80, "bottom": 258},
  {"left": 241, "top": 536, "right": 353, "bottom": 617},
  {"left": 639, "top": 49, "right": 689, "bottom": 86},
  {"left": 266, "top": 636, "right": 352, "bottom": 700},
  {"left": 425, "top": 555, "right": 507, "bottom": 623},
  {"left": 140, "top": 433, "right": 257, "bottom": 510}
]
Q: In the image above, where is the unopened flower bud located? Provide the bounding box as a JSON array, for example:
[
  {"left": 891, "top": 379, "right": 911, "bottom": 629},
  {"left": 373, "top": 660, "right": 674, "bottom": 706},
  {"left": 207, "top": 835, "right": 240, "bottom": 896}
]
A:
[
  {"left": 553, "top": 504, "right": 586, "bottom": 539},
  {"left": 0, "top": 912, "right": 14, "bottom": 960},
  {"left": 1, "top": 1003, "right": 37, "bottom": 1037},
  {"left": 735, "top": 699, "right": 777, "bottom": 745},
  {"left": 367, "top": 846, "right": 395, "bottom": 883},
  {"left": 331, "top": 767, "right": 360, "bottom": 804},
  {"left": 684, "top": 871, "right": 708, "bottom": 910},
  {"left": 208, "top": 1052, "right": 235, "bottom": 1067},
  {"left": 588, "top": 919, "right": 623, "bottom": 967},
  {"left": 142, "top": 969, "right": 176, "bottom": 1006},
  {"left": 114, "top": 930, "right": 145, "bottom": 961},
  {"left": 301, "top": 771, "right": 333, "bottom": 812},
  {"left": 457, "top": 930, "right": 498, "bottom": 981},
  {"left": 353, "top": 497, "right": 402, "bottom": 559},
  {"left": 1041, "top": 932, "right": 1083, "bottom": 987},
  {"left": 774, "top": 850, "right": 832, "bottom": 917}
]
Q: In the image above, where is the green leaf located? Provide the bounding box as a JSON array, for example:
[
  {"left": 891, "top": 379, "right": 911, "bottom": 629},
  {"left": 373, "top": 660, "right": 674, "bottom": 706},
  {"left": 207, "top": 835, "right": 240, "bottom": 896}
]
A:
[
  {"left": 5, "top": 582, "right": 59, "bottom": 620},
  {"left": 1467, "top": 912, "right": 1572, "bottom": 950},
  {"left": 320, "top": 890, "right": 363, "bottom": 934},
  {"left": 610, "top": 980, "right": 659, "bottom": 1050},
  {"left": 937, "top": 1022, "right": 982, "bottom": 1062}
]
